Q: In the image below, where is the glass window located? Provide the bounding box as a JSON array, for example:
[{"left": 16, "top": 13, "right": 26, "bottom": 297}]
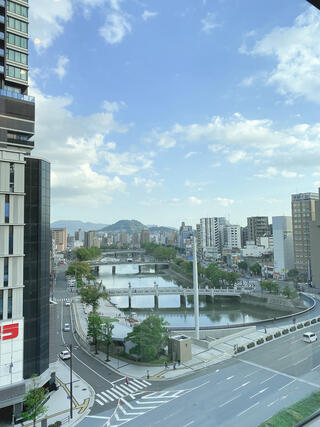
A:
[
  {"left": 7, "top": 1, "right": 28, "bottom": 18},
  {"left": 5, "top": 194, "right": 9, "bottom": 223},
  {"left": 4, "top": 258, "right": 8, "bottom": 287},
  {"left": 6, "top": 48, "right": 28, "bottom": 65},
  {"left": 0, "top": 290, "right": 3, "bottom": 320},
  {"left": 8, "top": 289, "right": 12, "bottom": 319},
  {"left": 7, "top": 16, "right": 28, "bottom": 34},
  {"left": 10, "top": 163, "right": 14, "bottom": 192},
  {"left": 6, "top": 64, "right": 27, "bottom": 81},
  {"left": 6, "top": 32, "right": 27, "bottom": 49},
  {"left": 9, "top": 225, "right": 13, "bottom": 255}
]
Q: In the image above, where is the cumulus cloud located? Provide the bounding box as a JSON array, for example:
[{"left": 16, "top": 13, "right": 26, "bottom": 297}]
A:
[
  {"left": 142, "top": 10, "right": 158, "bottom": 21},
  {"left": 104, "top": 152, "right": 153, "bottom": 175},
  {"left": 188, "top": 196, "right": 203, "bottom": 205},
  {"left": 227, "top": 150, "right": 247, "bottom": 163},
  {"left": 201, "top": 12, "right": 221, "bottom": 34},
  {"left": 100, "top": 12, "right": 132, "bottom": 44},
  {"left": 216, "top": 197, "right": 234, "bottom": 207},
  {"left": 54, "top": 56, "right": 69, "bottom": 79},
  {"left": 256, "top": 167, "right": 303, "bottom": 179},
  {"left": 243, "top": 7, "right": 320, "bottom": 103},
  {"left": 184, "top": 151, "right": 198, "bottom": 159},
  {"left": 185, "top": 180, "right": 213, "bottom": 191},
  {"left": 133, "top": 177, "right": 162, "bottom": 192},
  {"left": 103, "top": 100, "right": 126, "bottom": 113}
]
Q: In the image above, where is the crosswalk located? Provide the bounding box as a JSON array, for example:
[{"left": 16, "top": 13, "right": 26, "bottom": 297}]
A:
[
  {"left": 54, "top": 298, "right": 70, "bottom": 302},
  {"left": 107, "top": 389, "right": 189, "bottom": 426},
  {"left": 95, "top": 378, "right": 151, "bottom": 406}
]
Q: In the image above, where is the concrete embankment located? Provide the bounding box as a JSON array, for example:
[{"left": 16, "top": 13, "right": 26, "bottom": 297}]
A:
[{"left": 240, "top": 293, "right": 305, "bottom": 313}]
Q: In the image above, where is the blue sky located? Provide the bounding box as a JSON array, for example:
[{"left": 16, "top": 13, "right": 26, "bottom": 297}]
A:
[{"left": 29, "top": 0, "right": 320, "bottom": 227}]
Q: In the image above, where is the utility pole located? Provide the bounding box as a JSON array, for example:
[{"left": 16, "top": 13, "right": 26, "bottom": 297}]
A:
[
  {"left": 193, "top": 237, "right": 200, "bottom": 340},
  {"left": 70, "top": 344, "right": 73, "bottom": 419}
]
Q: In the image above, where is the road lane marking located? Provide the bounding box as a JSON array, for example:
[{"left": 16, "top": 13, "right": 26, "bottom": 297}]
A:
[
  {"left": 137, "top": 400, "right": 169, "bottom": 404},
  {"left": 312, "top": 363, "right": 320, "bottom": 371},
  {"left": 184, "top": 422, "right": 195, "bottom": 427},
  {"left": 260, "top": 374, "right": 276, "bottom": 384},
  {"left": 101, "top": 391, "right": 114, "bottom": 401},
  {"left": 267, "top": 399, "right": 279, "bottom": 407},
  {"left": 249, "top": 387, "right": 269, "bottom": 399},
  {"left": 233, "top": 381, "right": 250, "bottom": 391},
  {"left": 226, "top": 376, "right": 234, "bottom": 380},
  {"left": 219, "top": 394, "right": 242, "bottom": 408},
  {"left": 237, "top": 401, "right": 260, "bottom": 417},
  {"left": 96, "top": 393, "right": 108, "bottom": 403},
  {"left": 95, "top": 400, "right": 104, "bottom": 406},
  {"left": 279, "top": 354, "right": 289, "bottom": 361},
  {"left": 279, "top": 380, "right": 296, "bottom": 391},
  {"left": 293, "top": 357, "right": 308, "bottom": 366},
  {"left": 238, "top": 359, "right": 320, "bottom": 388},
  {"left": 244, "top": 370, "right": 258, "bottom": 378}
]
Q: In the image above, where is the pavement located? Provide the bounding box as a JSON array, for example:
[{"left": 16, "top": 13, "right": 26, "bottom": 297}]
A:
[{"left": 16, "top": 360, "right": 94, "bottom": 427}]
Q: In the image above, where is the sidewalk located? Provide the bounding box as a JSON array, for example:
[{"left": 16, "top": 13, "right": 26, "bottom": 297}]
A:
[
  {"left": 72, "top": 298, "right": 309, "bottom": 382},
  {"left": 16, "top": 360, "right": 94, "bottom": 427}
]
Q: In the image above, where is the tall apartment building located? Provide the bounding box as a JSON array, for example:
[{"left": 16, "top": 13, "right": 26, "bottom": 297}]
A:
[
  {"left": 51, "top": 227, "right": 67, "bottom": 252},
  {"left": 140, "top": 229, "right": 150, "bottom": 245},
  {"left": 311, "top": 189, "right": 320, "bottom": 288},
  {"left": 292, "top": 193, "right": 318, "bottom": 279},
  {"left": 84, "top": 230, "right": 97, "bottom": 248},
  {"left": 0, "top": 0, "right": 51, "bottom": 421},
  {"left": 178, "top": 222, "right": 193, "bottom": 249},
  {"left": 247, "top": 216, "right": 269, "bottom": 244},
  {"left": 240, "top": 226, "right": 248, "bottom": 248},
  {"left": 222, "top": 225, "right": 241, "bottom": 250},
  {"left": 200, "top": 217, "right": 228, "bottom": 253},
  {"left": 272, "top": 216, "right": 294, "bottom": 279}
]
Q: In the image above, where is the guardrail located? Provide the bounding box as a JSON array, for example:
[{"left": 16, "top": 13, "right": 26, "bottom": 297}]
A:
[{"left": 106, "top": 286, "right": 251, "bottom": 297}]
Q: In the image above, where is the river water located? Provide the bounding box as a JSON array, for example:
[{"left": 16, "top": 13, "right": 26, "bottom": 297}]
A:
[{"left": 99, "top": 263, "right": 293, "bottom": 328}]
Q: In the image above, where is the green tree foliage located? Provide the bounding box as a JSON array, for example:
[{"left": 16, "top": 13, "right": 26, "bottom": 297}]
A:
[
  {"left": 142, "top": 243, "right": 176, "bottom": 260},
  {"left": 22, "top": 376, "right": 47, "bottom": 427},
  {"left": 205, "top": 263, "right": 240, "bottom": 288},
  {"left": 79, "top": 283, "right": 108, "bottom": 312},
  {"left": 76, "top": 247, "right": 101, "bottom": 261},
  {"left": 125, "top": 315, "right": 168, "bottom": 362},
  {"left": 250, "top": 263, "right": 262, "bottom": 276},
  {"left": 100, "top": 318, "right": 118, "bottom": 361},
  {"left": 288, "top": 269, "right": 299, "bottom": 282},
  {"left": 87, "top": 312, "right": 103, "bottom": 354},
  {"left": 66, "top": 261, "right": 91, "bottom": 279},
  {"left": 238, "top": 261, "right": 248, "bottom": 272},
  {"left": 260, "top": 281, "right": 279, "bottom": 294},
  {"left": 282, "top": 285, "right": 298, "bottom": 299}
]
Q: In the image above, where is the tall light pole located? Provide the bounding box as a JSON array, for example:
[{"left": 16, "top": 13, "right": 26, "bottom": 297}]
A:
[{"left": 193, "top": 237, "right": 200, "bottom": 340}]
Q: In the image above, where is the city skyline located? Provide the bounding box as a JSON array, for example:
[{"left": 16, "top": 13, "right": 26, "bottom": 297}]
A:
[{"left": 29, "top": 0, "right": 320, "bottom": 226}]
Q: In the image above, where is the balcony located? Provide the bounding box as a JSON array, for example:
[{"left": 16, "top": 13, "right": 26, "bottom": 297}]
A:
[{"left": 0, "top": 89, "right": 35, "bottom": 103}]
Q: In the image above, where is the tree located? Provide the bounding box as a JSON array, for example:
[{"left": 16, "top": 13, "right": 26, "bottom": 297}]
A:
[
  {"left": 125, "top": 315, "right": 168, "bottom": 362},
  {"left": 79, "top": 283, "right": 109, "bottom": 312},
  {"left": 238, "top": 261, "right": 248, "bottom": 272},
  {"left": 250, "top": 263, "right": 262, "bottom": 276},
  {"left": 282, "top": 285, "right": 292, "bottom": 298},
  {"left": 76, "top": 247, "right": 101, "bottom": 261},
  {"left": 66, "top": 261, "right": 91, "bottom": 280},
  {"left": 87, "top": 312, "right": 103, "bottom": 354},
  {"left": 288, "top": 269, "right": 299, "bottom": 283},
  {"left": 260, "top": 281, "right": 279, "bottom": 294},
  {"left": 100, "top": 318, "right": 118, "bottom": 361},
  {"left": 22, "top": 376, "right": 47, "bottom": 427}
]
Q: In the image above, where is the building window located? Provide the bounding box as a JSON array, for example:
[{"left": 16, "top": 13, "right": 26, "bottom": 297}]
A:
[
  {"left": 0, "top": 290, "right": 3, "bottom": 320},
  {"left": 9, "top": 226, "right": 13, "bottom": 254},
  {"left": 5, "top": 194, "right": 9, "bottom": 223},
  {"left": 7, "top": 16, "right": 28, "bottom": 34},
  {"left": 4, "top": 258, "right": 8, "bottom": 287},
  {"left": 8, "top": 289, "right": 12, "bottom": 319},
  {"left": 7, "top": 1, "right": 28, "bottom": 18},
  {"left": 6, "top": 64, "right": 28, "bottom": 81},
  {"left": 6, "top": 48, "right": 28, "bottom": 65},
  {"left": 6, "top": 32, "right": 28, "bottom": 50},
  {"left": 9, "top": 163, "right": 14, "bottom": 192}
]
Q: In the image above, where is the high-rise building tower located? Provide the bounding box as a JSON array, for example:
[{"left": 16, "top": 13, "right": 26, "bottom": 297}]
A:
[
  {"left": 247, "top": 216, "right": 269, "bottom": 244},
  {"left": 311, "top": 189, "right": 320, "bottom": 288},
  {"left": 272, "top": 216, "right": 294, "bottom": 279},
  {"left": 292, "top": 193, "right": 318, "bottom": 279},
  {"left": 0, "top": 1, "right": 51, "bottom": 422}
]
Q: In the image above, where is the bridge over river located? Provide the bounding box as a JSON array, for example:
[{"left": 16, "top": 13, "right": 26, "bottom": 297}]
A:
[
  {"left": 106, "top": 285, "right": 254, "bottom": 308},
  {"left": 89, "top": 261, "right": 169, "bottom": 275}
]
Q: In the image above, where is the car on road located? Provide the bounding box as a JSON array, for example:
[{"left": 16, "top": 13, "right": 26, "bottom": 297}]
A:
[
  {"left": 65, "top": 300, "right": 71, "bottom": 306},
  {"left": 63, "top": 323, "right": 71, "bottom": 332},
  {"left": 59, "top": 350, "right": 71, "bottom": 360},
  {"left": 303, "top": 332, "right": 317, "bottom": 343}
]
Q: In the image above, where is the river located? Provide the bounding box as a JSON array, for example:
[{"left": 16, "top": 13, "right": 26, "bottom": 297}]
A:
[{"left": 98, "top": 263, "right": 295, "bottom": 328}]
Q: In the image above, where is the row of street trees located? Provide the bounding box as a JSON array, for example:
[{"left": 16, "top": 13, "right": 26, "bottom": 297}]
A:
[
  {"left": 142, "top": 243, "right": 177, "bottom": 260},
  {"left": 75, "top": 247, "right": 101, "bottom": 261},
  {"left": 238, "top": 261, "right": 262, "bottom": 276},
  {"left": 260, "top": 281, "right": 298, "bottom": 299}
]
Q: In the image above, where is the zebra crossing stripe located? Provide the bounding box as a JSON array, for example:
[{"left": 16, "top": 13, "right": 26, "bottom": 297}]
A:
[
  {"left": 96, "top": 393, "right": 109, "bottom": 403},
  {"left": 134, "top": 379, "right": 150, "bottom": 387},
  {"left": 141, "top": 379, "right": 151, "bottom": 386},
  {"left": 105, "top": 389, "right": 121, "bottom": 400},
  {"left": 96, "top": 399, "right": 104, "bottom": 406},
  {"left": 118, "top": 383, "right": 138, "bottom": 393},
  {"left": 128, "top": 381, "right": 144, "bottom": 390},
  {"left": 110, "top": 387, "right": 126, "bottom": 398},
  {"left": 101, "top": 391, "right": 114, "bottom": 402}
]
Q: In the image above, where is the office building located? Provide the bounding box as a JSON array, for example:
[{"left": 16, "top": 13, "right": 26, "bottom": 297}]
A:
[
  {"left": 84, "top": 230, "right": 97, "bottom": 248},
  {"left": 292, "top": 193, "right": 318, "bottom": 278},
  {"left": 0, "top": 0, "right": 51, "bottom": 421},
  {"left": 247, "top": 217, "right": 269, "bottom": 244},
  {"left": 200, "top": 217, "right": 225, "bottom": 254},
  {"left": 310, "top": 189, "right": 320, "bottom": 287},
  {"left": 240, "top": 226, "right": 248, "bottom": 248},
  {"left": 178, "top": 222, "right": 193, "bottom": 250},
  {"left": 272, "top": 216, "right": 294, "bottom": 279},
  {"left": 222, "top": 225, "right": 241, "bottom": 250},
  {"left": 140, "top": 229, "right": 150, "bottom": 245},
  {"left": 51, "top": 227, "right": 67, "bottom": 252}
]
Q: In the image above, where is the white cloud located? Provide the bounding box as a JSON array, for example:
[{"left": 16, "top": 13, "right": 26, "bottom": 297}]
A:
[
  {"left": 184, "top": 151, "right": 198, "bottom": 159},
  {"left": 216, "top": 197, "right": 234, "bottom": 208},
  {"left": 201, "top": 12, "right": 220, "bottom": 34},
  {"left": 103, "top": 152, "right": 153, "bottom": 175},
  {"left": 133, "top": 177, "right": 162, "bottom": 192},
  {"left": 142, "top": 10, "right": 158, "bottom": 21},
  {"left": 54, "top": 56, "right": 69, "bottom": 79},
  {"left": 185, "top": 180, "right": 213, "bottom": 191},
  {"left": 156, "top": 132, "right": 176, "bottom": 149},
  {"left": 29, "top": 0, "right": 73, "bottom": 51},
  {"left": 227, "top": 150, "right": 247, "bottom": 163},
  {"left": 256, "top": 167, "right": 303, "bottom": 179},
  {"left": 100, "top": 12, "right": 132, "bottom": 44},
  {"left": 244, "top": 7, "right": 320, "bottom": 103},
  {"left": 103, "top": 100, "right": 126, "bottom": 113},
  {"left": 188, "top": 196, "right": 203, "bottom": 205}
]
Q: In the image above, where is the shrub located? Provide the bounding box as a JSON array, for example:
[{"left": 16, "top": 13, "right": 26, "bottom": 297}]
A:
[
  {"left": 317, "top": 317, "right": 320, "bottom": 322},
  {"left": 304, "top": 321, "right": 310, "bottom": 327},
  {"left": 311, "top": 319, "right": 316, "bottom": 324},
  {"left": 290, "top": 326, "right": 296, "bottom": 332},
  {"left": 257, "top": 338, "right": 264, "bottom": 345},
  {"left": 237, "top": 346, "right": 245, "bottom": 353},
  {"left": 247, "top": 342, "right": 255, "bottom": 349},
  {"left": 266, "top": 335, "right": 273, "bottom": 341},
  {"left": 297, "top": 323, "right": 303, "bottom": 329},
  {"left": 282, "top": 329, "right": 289, "bottom": 335},
  {"left": 274, "top": 331, "right": 281, "bottom": 338}
]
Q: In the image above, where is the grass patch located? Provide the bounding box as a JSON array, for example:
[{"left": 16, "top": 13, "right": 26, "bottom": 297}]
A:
[{"left": 259, "top": 390, "right": 320, "bottom": 427}]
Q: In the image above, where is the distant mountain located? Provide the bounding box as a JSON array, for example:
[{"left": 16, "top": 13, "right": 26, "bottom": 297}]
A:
[
  {"left": 148, "top": 226, "right": 177, "bottom": 233},
  {"left": 99, "top": 220, "right": 145, "bottom": 234},
  {"left": 51, "top": 220, "right": 108, "bottom": 235}
]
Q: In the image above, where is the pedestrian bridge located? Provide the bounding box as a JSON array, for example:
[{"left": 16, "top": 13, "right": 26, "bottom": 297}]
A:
[
  {"left": 90, "top": 261, "right": 169, "bottom": 275},
  {"left": 105, "top": 285, "right": 254, "bottom": 308}
]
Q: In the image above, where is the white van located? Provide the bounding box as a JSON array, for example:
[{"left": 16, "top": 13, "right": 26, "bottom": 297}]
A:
[{"left": 303, "top": 332, "right": 317, "bottom": 343}]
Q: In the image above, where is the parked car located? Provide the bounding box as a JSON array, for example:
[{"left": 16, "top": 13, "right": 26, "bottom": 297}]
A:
[
  {"left": 63, "top": 323, "right": 70, "bottom": 332},
  {"left": 59, "top": 350, "right": 71, "bottom": 360},
  {"left": 303, "top": 332, "right": 317, "bottom": 343}
]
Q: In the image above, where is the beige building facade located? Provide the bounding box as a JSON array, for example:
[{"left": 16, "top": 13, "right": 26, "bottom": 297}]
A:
[{"left": 51, "top": 227, "right": 67, "bottom": 252}]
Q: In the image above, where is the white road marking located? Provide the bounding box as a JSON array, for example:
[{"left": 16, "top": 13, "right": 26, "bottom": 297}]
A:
[
  {"left": 267, "top": 399, "right": 279, "bottom": 407},
  {"left": 249, "top": 387, "right": 269, "bottom": 399},
  {"left": 226, "top": 376, "right": 234, "bottom": 380},
  {"left": 101, "top": 391, "right": 114, "bottom": 402},
  {"left": 293, "top": 357, "right": 308, "bottom": 366},
  {"left": 279, "top": 354, "right": 289, "bottom": 361},
  {"left": 118, "top": 404, "right": 144, "bottom": 416},
  {"left": 233, "top": 381, "right": 250, "bottom": 391},
  {"left": 136, "top": 399, "right": 169, "bottom": 405},
  {"left": 184, "top": 422, "right": 195, "bottom": 427},
  {"left": 96, "top": 393, "right": 109, "bottom": 403},
  {"left": 95, "top": 400, "right": 104, "bottom": 406},
  {"left": 279, "top": 380, "right": 296, "bottom": 391},
  {"left": 117, "top": 384, "right": 136, "bottom": 394},
  {"left": 112, "top": 377, "right": 126, "bottom": 384},
  {"left": 260, "top": 374, "right": 276, "bottom": 384},
  {"left": 134, "top": 378, "right": 150, "bottom": 387},
  {"left": 244, "top": 370, "right": 258, "bottom": 378},
  {"left": 113, "top": 386, "right": 128, "bottom": 397},
  {"left": 237, "top": 401, "right": 260, "bottom": 417},
  {"left": 312, "top": 363, "right": 320, "bottom": 371},
  {"left": 218, "top": 394, "right": 242, "bottom": 408}
]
